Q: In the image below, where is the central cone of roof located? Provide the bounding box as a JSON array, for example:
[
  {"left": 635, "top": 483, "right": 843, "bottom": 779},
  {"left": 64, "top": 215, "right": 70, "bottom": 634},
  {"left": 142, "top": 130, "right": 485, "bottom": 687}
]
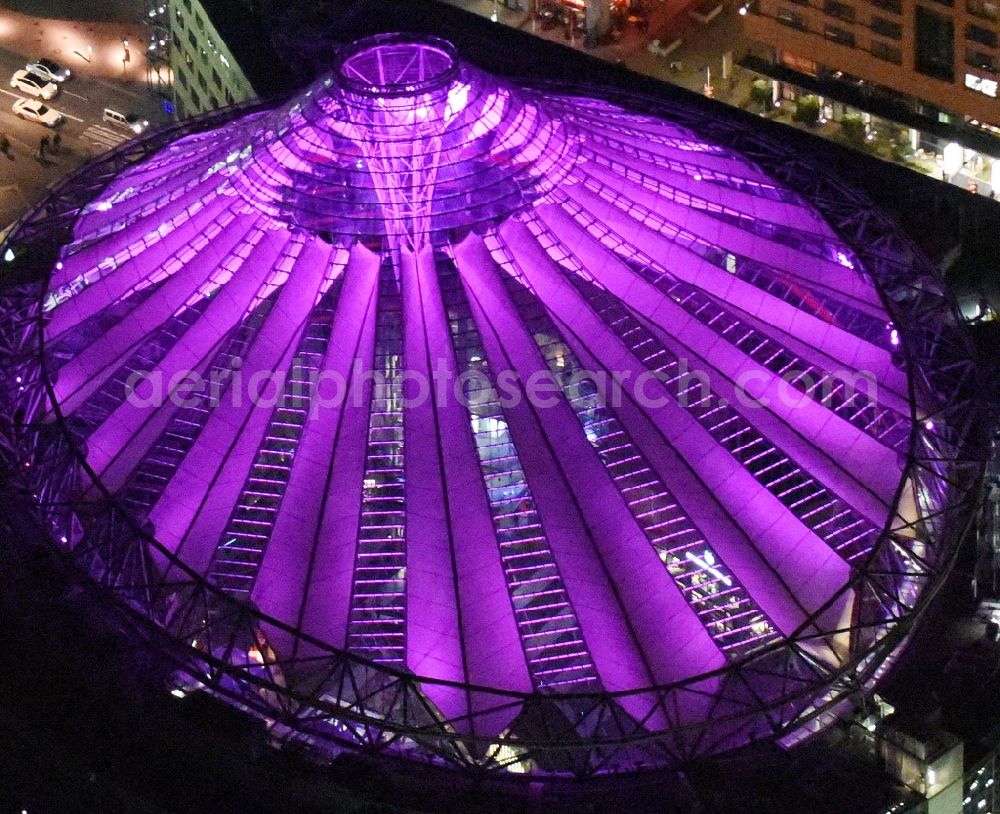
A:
[
  {"left": 34, "top": 32, "right": 933, "bottom": 773},
  {"left": 228, "top": 33, "right": 580, "bottom": 240}
]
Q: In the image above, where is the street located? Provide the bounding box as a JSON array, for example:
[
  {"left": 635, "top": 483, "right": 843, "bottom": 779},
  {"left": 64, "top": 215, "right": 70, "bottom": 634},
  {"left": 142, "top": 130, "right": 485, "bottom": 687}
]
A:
[{"left": 0, "top": 40, "right": 164, "bottom": 229}]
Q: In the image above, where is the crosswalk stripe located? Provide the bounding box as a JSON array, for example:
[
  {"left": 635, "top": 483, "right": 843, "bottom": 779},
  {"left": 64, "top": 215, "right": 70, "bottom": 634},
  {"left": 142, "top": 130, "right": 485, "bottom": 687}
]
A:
[
  {"left": 89, "top": 125, "right": 126, "bottom": 139},
  {"left": 84, "top": 125, "right": 126, "bottom": 139},
  {"left": 80, "top": 125, "right": 127, "bottom": 149},
  {"left": 82, "top": 134, "right": 120, "bottom": 147}
]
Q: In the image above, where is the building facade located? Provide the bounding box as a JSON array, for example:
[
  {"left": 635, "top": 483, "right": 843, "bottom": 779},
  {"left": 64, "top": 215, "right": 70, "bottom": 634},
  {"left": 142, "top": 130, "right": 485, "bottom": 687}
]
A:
[
  {"left": 166, "top": 0, "right": 257, "bottom": 118},
  {"left": 743, "top": 0, "right": 1000, "bottom": 129},
  {"left": 873, "top": 722, "right": 1000, "bottom": 814}
]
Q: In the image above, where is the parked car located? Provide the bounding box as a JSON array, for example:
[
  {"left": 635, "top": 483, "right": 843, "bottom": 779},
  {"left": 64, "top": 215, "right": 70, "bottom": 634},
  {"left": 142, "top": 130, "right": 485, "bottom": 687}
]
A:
[
  {"left": 103, "top": 108, "right": 149, "bottom": 134},
  {"left": 12, "top": 98, "right": 63, "bottom": 127},
  {"left": 26, "top": 58, "right": 70, "bottom": 83},
  {"left": 10, "top": 69, "right": 57, "bottom": 100}
]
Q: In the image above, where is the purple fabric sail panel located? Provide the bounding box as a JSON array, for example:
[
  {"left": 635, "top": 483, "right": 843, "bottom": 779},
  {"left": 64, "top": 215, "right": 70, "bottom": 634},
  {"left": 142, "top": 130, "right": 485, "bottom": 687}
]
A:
[{"left": 34, "top": 33, "right": 937, "bottom": 774}]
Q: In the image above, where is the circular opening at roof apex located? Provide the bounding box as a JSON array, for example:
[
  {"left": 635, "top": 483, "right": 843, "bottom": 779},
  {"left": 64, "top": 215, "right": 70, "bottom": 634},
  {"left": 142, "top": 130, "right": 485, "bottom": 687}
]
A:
[{"left": 336, "top": 33, "right": 459, "bottom": 98}]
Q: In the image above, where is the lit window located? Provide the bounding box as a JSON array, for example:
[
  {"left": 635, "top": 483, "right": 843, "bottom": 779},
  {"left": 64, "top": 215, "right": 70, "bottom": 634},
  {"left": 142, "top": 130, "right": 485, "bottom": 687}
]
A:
[{"left": 966, "top": 72, "right": 999, "bottom": 96}]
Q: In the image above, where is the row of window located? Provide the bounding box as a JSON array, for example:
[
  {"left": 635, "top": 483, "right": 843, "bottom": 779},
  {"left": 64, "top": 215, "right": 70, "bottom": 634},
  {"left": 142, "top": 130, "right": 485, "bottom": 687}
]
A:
[
  {"left": 174, "top": 3, "right": 231, "bottom": 66},
  {"left": 175, "top": 0, "right": 206, "bottom": 35},
  {"left": 779, "top": 1, "right": 904, "bottom": 37},
  {"left": 775, "top": 4, "right": 1000, "bottom": 77},
  {"left": 776, "top": 7, "right": 904, "bottom": 55},
  {"left": 174, "top": 70, "right": 229, "bottom": 112},
  {"left": 171, "top": 0, "right": 244, "bottom": 114},
  {"left": 825, "top": 22, "right": 902, "bottom": 57},
  {"left": 172, "top": 32, "right": 228, "bottom": 91},
  {"left": 786, "top": 0, "right": 1000, "bottom": 26},
  {"left": 901, "top": 0, "right": 1000, "bottom": 51},
  {"left": 170, "top": 38, "right": 237, "bottom": 112},
  {"left": 788, "top": 0, "right": 904, "bottom": 12},
  {"left": 173, "top": 66, "right": 230, "bottom": 110}
]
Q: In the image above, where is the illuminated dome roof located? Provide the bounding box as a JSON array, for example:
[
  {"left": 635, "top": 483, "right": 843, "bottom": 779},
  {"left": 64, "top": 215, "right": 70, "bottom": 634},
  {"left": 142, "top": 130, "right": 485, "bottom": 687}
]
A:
[{"left": 0, "top": 34, "right": 980, "bottom": 777}]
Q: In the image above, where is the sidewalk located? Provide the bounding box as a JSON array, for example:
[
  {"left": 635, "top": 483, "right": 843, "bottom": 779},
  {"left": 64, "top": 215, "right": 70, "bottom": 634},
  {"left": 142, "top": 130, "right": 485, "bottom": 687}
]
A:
[
  {"left": 0, "top": 0, "right": 142, "bottom": 22},
  {"left": 0, "top": 4, "right": 153, "bottom": 84}
]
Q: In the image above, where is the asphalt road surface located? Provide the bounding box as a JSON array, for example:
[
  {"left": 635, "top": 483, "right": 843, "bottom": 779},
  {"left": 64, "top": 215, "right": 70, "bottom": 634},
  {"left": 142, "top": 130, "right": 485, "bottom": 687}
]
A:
[{"left": 0, "top": 43, "right": 164, "bottom": 229}]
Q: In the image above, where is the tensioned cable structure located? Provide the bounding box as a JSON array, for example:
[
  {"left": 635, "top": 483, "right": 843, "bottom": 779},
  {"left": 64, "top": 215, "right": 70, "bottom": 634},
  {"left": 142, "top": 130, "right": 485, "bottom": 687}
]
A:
[{"left": 0, "top": 33, "right": 986, "bottom": 777}]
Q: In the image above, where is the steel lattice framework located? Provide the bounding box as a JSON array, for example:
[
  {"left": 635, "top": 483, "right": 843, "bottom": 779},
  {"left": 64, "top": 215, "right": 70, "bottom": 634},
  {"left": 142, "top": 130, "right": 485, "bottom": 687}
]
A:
[{"left": 0, "top": 34, "right": 987, "bottom": 778}]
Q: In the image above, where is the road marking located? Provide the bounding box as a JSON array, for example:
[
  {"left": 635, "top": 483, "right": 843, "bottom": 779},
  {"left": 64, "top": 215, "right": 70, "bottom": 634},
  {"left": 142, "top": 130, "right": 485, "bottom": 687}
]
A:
[
  {"left": 79, "top": 124, "right": 127, "bottom": 150},
  {"left": 63, "top": 90, "right": 89, "bottom": 101},
  {"left": 81, "top": 135, "right": 122, "bottom": 149},
  {"left": 86, "top": 124, "right": 128, "bottom": 142},
  {"left": 86, "top": 77, "right": 146, "bottom": 101}
]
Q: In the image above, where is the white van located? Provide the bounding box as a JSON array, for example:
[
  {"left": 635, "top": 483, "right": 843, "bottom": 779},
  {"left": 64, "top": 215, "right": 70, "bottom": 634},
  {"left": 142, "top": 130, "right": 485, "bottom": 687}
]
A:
[{"left": 103, "top": 108, "right": 149, "bottom": 134}]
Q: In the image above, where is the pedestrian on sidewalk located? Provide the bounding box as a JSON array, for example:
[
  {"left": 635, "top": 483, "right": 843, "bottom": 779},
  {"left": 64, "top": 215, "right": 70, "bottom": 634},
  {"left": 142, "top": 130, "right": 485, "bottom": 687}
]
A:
[
  {"left": 51, "top": 132, "right": 61, "bottom": 154},
  {"left": 36, "top": 135, "right": 49, "bottom": 162},
  {"left": 0, "top": 133, "right": 10, "bottom": 158}
]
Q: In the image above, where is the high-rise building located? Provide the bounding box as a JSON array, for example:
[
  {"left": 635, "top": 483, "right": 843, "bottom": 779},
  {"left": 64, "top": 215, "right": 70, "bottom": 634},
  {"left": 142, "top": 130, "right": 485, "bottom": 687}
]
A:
[
  {"left": 165, "top": 0, "right": 262, "bottom": 118},
  {"left": 742, "top": 0, "right": 1000, "bottom": 129}
]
